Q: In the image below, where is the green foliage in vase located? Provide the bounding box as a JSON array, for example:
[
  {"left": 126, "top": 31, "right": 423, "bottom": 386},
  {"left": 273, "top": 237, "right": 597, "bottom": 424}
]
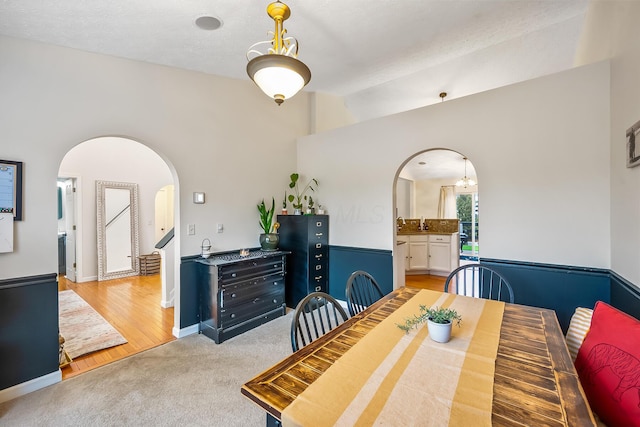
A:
[
  {"left": 396, "top": 304, "right": 462, "bottom": 333},
  {"left": 287, "top": 173, "right": 318, "bottom": 210},
  {"left": 258, "top": 198, "right": 276, "bottom": 234}
]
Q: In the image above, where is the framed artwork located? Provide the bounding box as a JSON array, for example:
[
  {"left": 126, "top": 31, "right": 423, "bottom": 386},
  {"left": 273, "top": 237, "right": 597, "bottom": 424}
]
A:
[
  {"left": 626, "top": 119, "right": 640, "bottom": 168},
  {"left": 0, "top": 159, "right": 23, "bottom": 220}
]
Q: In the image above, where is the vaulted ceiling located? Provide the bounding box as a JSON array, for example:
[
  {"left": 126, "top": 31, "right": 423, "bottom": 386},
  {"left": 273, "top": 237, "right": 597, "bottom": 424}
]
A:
[{"left": 0, "top": 0, "right": 590, "bottom": 123}]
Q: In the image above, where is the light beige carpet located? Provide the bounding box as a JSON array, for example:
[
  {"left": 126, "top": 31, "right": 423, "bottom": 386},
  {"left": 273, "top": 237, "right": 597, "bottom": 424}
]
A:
[
  {"left": 0, "top": 311, "right": 293, "bottom": 426},
  {"left": 58, "top": 290, "right": 127, "bottom": 359}
]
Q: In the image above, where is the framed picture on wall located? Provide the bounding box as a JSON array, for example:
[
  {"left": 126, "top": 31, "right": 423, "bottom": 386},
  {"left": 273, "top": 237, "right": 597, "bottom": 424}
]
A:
[
  {"left": 626, "top": 119, "right": 640, "bottom": 168},
  {"left": 0, "top": 159, "right": 23, "bottom": 220}
]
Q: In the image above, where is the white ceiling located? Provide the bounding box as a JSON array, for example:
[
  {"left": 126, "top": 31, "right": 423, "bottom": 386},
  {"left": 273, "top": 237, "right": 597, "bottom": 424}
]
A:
[
  {"left": 0, "top": 0, "right": 590, "bottom": 179},
  {"left": 402, "top": 150, "right": 477, "bottom": 182}
]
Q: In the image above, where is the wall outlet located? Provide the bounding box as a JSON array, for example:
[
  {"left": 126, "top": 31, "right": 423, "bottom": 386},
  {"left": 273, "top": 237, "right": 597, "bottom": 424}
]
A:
[
  {"left": 217, "top": 223, "right": 223, "bottom": 233},
  {"left": 188, "top": 224, "right": 195, "bottom": 235}
]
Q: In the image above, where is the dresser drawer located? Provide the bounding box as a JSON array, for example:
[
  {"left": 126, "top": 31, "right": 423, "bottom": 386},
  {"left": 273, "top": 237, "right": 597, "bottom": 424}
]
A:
[
  {"left": 220, "top": 287, "right": 285, "bottom": 327},
  {"left": 221, "top": 275, "right": 284, "bottom": 308},
  {"left": 219, "top": 258, "right": 284, "bottom": 284}
]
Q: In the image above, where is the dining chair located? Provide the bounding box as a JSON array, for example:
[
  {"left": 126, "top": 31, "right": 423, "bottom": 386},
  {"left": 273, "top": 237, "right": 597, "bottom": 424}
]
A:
[
  {"left": 444, "top": 264, "right": 514, "bottom": 303},
  {"left": 290, "top": 291, "right": 349, "bottom": 352},
  {"left": 345, "top": 270, "right": 385, "bottom": 316}
]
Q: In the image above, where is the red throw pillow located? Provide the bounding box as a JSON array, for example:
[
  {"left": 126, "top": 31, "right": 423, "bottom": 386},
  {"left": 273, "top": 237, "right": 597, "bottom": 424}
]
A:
[{"left": 574, "top": 301, "right": 640, "bottom": 426}]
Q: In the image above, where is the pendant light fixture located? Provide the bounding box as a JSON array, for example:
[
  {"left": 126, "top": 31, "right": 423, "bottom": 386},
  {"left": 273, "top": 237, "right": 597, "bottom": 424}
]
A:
[
  {"left": 456, "top": 157, "right": 477, "bottom": 188},
  {"left": 246, "top": 1, "right": 311, "bottom": 105}
]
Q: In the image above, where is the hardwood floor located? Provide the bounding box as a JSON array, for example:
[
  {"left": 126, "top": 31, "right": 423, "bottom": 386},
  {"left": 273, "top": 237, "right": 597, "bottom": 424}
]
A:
[
  {"left": 404, "top": 273, "right": 446, "bottom": 292},
  {"left": 58, "top": 274, "right": 175, "bottom": 380}
]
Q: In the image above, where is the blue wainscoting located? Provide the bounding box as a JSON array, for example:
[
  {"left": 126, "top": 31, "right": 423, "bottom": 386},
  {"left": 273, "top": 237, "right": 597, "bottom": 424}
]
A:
[
  {"left": 179, "top": 248, "right": 640, "bottom": 336},
  {"left": 179, "top": 255, "right": 201, "bottom": 329},
  {"left": 480, "top": 259, "right": 611, "bottom": 332},
  {"left": 328, "top": 246, "right": 393, "bottom": 301},
  {"left": 0, "top": 273, "right": 59, "bottom": 390},
  {"left": 610, "top": 271, "right": 640, "bottom": 321}
]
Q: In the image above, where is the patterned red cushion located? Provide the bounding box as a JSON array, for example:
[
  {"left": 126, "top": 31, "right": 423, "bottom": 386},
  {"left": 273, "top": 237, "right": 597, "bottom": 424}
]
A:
[{"left": 574, "top": 301, "right": 640, "bottom": 426}]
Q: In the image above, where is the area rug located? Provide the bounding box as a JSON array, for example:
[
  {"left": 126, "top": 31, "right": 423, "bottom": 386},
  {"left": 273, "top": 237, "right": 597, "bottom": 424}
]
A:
[{"left": 58, "top": 290, "right": 127, "bottom": 359}]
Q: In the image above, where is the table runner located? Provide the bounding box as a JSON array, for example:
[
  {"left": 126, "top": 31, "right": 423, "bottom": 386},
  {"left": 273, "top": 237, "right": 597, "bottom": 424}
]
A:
[{"left": 281, "top": 289, "right": 505, "bottom": 426}]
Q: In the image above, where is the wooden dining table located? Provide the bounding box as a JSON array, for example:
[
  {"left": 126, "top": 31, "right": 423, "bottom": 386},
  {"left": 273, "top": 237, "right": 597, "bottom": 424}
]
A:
[{"left": 241, "top": 287, "right": 596, "bottom": 426}]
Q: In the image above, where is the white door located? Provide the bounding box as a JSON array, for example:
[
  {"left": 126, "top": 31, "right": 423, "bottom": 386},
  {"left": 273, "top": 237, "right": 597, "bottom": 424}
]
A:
[
  {"left": 64, "top": 179, "right": 77, "bottom": 282},
  {"left": 155, "top": 185, "right": 174, "bottom": 243}
]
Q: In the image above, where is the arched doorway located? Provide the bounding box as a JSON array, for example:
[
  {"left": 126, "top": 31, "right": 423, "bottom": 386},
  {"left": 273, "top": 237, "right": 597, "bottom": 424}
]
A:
[
  {"left": 394, "top": 149, "right": 479, "bottom": 288},
  {"left": 57, "top": 136, "right": 179, "bottom": 378}
]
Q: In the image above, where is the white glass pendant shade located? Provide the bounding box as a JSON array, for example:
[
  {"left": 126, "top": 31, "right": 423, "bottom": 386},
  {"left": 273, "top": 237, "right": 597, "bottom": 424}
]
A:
[
  {"left": 456, "top": 157, "right": 476, "bottom": 188},
  {"left": 247, "top": 55, "right": 311, "bottom": 105}
]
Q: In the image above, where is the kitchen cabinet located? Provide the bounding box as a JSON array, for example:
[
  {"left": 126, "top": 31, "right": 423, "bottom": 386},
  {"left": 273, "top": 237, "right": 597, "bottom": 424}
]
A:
[
  {"left": 428, "top": 233, "right": 459, "bottom": 276},
  {"left": 397, "top": 233, "right": 459, "bottom": 276},
  {"left": 277, "top": 215, "right": 329, "bottom": 308},
  {"left": 396, "top": 234, "right": 429, "bottom": 271},
  {"left": 197, "top": 250, "right": 287, "bottom": 344}
]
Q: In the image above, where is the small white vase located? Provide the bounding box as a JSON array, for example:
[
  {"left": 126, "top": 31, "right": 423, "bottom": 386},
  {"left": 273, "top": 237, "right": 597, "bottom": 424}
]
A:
[{"left": 427, "top": 319, "right": 452, "bottom": 343}]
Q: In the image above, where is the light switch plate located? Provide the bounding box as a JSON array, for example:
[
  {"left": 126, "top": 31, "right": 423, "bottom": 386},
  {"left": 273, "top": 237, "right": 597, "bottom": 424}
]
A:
[{"left": 193, "top": 192, "right": 205, "bottom": 204}]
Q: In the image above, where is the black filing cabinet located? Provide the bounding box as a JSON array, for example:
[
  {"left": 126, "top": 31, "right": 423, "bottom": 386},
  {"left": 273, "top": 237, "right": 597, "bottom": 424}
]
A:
[
  {"left": 197, "top": 250, "right": 287, "bottom": 344},
  {"left": 277, "top": 215, "right": 329, "bottom": 308}
]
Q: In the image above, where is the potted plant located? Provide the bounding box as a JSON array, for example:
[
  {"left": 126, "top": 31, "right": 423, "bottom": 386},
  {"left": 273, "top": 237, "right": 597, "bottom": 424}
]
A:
[
  {"left": 281, "top": 192, "right": 288, "bottom": 215},
  {"left": 287, "top": 173, "right": 318, "bottom": 215},
  {"left": 257, "top": 198, "right": 280, "bottom": 251},
  {"left": 306, "top": 196, "right": 315, "bottom": 214},
  {"left": 396, "top": 304, "right": 462, "bottom": 343}
]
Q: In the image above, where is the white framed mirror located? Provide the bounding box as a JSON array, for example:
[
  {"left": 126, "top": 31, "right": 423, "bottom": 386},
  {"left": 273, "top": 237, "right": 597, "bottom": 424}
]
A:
[{"left": 96, "top": 180, "right": 140, "bottom": 280}]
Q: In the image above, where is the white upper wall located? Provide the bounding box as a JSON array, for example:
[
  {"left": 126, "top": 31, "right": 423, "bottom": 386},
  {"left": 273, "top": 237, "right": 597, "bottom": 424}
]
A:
[
  {"left": 298, "top": 61, "right": 611, "bottom": 269},
  {"left": 0, "top": 35, "right": 311, "bottom": 279},
  {"left": 576, "top": 1, "right": 640, "bottom": 284}
]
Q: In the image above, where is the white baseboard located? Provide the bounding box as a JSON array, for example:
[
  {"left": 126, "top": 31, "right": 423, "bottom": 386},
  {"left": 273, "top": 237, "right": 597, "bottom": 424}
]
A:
[
  {"left": 77, "top": 275, "right": 98, "bottom": 283},
  {"left": 160, "top": 299, "right": 174, "bottom": 308},
  {"left": 173, "top": 323, "right": 199, "bottom": 338},
  {"left": 0, "top": 370, "right": 62, "bottom": 404}
]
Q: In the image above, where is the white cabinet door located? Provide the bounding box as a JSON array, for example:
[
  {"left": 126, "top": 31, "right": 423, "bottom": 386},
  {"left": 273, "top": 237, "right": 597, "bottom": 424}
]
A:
[
  {"left": 396, "top": 236, "right": 410, "bottom": 271},
  {"left": 409, "top": 241, "right": 429, "bottom": 270},
  {"left": 428, "top": 242, "right": 450, "bottom": 272}
]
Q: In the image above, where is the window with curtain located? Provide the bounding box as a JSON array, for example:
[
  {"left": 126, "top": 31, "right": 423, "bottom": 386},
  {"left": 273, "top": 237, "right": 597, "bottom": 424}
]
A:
[{"left": 437, "top": 186, "right": 456, "bottom": 219}]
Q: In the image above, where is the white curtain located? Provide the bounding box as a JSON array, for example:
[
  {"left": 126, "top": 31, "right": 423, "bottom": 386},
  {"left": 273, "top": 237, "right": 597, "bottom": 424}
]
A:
[{"left": 437, "top": 186, "right": 457, "bottom": 219}]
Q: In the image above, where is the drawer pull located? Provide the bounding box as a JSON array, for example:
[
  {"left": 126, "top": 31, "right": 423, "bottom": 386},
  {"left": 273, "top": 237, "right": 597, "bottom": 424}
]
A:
[
  {"left": 230, "top": 313, "right": 236, "bottom": 319},
  {"left": 315, "top": 243, "right": 322, "bottom": 249},
  {"left": 315, "top": 276, "right": 323, "bottom": 280},
  {"left": 231, "top": 293, "right": 236, "bottom": 298},
  {"left": 315, "top": 265, "right": 322, "bottom": 270},
  {"left": 231, "top": 273, "right": 237, "bottom": 278},
  {"left": 315, "top": 286, "right": 321, "bottom": 291},
  {"left": 273, "top": 299, "right": 278, "bottom": 304},
  {"left": 253, "top": 298, "right": 260, "bottom": 304},
  {"left": 315, "top": 233, "right": 323, "bottom": 237},
  {"left": 315, "top": 254, "right": 323, "bottom": 259},
  {"left": 316, "top": 222, "right": 323, "bottom": 227}
]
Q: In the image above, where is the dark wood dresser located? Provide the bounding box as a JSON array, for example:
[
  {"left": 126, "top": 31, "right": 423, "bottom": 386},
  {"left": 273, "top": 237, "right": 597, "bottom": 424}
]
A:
[
  {"left": 196, "top": 250, "right": 288, "bottom": 344},
  {"left": 277, "top": 215, "right": 329, "bottom": 308}
]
